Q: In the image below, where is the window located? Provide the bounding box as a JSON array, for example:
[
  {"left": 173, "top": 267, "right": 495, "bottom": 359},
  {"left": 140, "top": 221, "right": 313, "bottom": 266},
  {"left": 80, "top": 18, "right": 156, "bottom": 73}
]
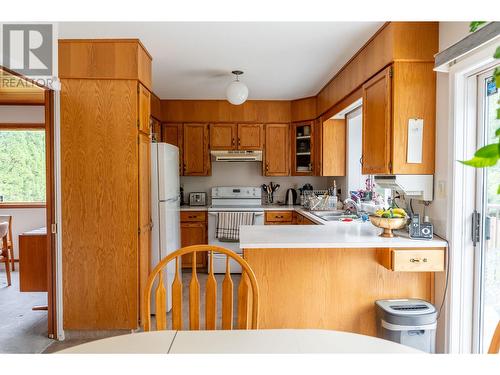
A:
[{"left": 0, "top": 129, "right": 45, "bottom": 203}]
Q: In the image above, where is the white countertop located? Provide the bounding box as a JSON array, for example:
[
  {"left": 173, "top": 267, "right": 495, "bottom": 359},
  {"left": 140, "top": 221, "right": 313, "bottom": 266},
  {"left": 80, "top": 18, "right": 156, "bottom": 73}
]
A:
[
  {"left": 240, "top": 223, "right": 448, "bottom": 249},
  {"left": 57, "top": 329, "right": 421, "bottom": 354}
]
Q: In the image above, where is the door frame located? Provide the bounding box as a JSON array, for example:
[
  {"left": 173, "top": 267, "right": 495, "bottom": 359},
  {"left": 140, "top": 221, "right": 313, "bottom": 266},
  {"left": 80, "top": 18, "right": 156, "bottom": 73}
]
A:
[
  {"left": 472, "top": 66, "right": 500, "bottom": 353},
  {"left": 445, "top": 39, "right": 498, "bottom": 353}
]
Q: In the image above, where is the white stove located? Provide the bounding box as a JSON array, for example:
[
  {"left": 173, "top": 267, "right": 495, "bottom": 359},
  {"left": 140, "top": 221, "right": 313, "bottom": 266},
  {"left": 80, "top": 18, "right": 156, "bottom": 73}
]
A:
[{"left": 208, "top": 186, "right": 264, "bottom": 273}]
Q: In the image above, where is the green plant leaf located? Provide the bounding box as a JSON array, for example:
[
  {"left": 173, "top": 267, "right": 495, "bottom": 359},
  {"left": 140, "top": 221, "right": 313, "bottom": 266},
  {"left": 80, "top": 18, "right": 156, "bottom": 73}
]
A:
[
  {"left": 497, "top": 184, "right": 500, "bottom": 195},
  {"left": 474, "top": 143, "right": 500, "bottom": 158},
  {"left": 470, "top": 21, "right": 487, "bottom": 32},
  {"left": 495, "top": 46, "right": 500, "bottom": 59},
  {"left": 495, "top": 127, "right": 500, "bottom": 137},
  {"left": 460, "top": 157, "right": 498, "bottom": 168}
]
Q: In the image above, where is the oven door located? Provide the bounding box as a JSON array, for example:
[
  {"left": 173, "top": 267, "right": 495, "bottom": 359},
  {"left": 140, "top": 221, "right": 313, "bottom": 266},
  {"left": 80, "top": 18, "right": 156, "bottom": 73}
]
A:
[{"left": 207, "top": 211, "right": 264, "bottom": 273}]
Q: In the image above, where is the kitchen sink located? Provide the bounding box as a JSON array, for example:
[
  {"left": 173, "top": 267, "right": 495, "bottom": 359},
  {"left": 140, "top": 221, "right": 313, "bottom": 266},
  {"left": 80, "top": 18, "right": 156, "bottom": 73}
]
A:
[{"left": 309, "top": 210, "right": 361, "bottom": 222}]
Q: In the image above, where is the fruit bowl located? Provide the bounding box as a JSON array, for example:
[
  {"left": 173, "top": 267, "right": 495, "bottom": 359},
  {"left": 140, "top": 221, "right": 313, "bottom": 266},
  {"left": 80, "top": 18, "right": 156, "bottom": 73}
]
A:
[{"left": 369, "top": 216, "right": 408, "bottom": 238}]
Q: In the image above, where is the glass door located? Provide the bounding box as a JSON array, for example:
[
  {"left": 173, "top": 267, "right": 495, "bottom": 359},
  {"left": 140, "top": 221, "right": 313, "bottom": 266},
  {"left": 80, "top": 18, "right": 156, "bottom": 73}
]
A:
[{"left": 474, "top": 66, "right": 500, "bottom": 353}]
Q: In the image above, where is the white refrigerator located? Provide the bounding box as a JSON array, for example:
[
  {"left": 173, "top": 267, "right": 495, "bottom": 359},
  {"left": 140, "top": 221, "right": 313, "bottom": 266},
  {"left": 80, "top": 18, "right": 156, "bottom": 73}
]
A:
[{"left": 150, "top": 143, "right": 180, "bottom": 313}]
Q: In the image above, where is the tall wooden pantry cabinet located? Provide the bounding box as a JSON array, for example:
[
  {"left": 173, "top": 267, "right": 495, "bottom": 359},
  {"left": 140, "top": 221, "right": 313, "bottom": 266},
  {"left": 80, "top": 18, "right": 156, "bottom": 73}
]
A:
[{"left": 59, "top": 39, "right": 152, "bottom": 329}]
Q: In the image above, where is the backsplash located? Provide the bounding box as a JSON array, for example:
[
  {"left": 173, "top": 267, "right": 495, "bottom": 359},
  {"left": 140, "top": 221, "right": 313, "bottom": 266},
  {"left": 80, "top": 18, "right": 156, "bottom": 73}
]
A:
[{"left": 181, "top": 162, "right": 345, "bottom": 204}]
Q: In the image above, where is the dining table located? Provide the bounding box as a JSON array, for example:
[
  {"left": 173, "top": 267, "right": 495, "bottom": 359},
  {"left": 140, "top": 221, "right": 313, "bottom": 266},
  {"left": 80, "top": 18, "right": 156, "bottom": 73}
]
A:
[{"left": 56, "top": 329, "right": 422, "bottom": 354}]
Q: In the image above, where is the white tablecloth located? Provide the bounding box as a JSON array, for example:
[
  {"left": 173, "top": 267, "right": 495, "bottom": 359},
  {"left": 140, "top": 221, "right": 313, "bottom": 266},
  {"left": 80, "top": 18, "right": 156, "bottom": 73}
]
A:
[{"left": 57, "top": 329, "right": 422, "bottom": 354}]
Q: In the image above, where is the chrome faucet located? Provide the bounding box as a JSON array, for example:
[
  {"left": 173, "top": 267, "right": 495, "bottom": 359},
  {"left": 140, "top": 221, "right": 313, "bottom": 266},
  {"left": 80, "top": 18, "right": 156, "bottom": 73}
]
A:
[{"left": 343, "top": 198, "right": 361, "bottom": 216}]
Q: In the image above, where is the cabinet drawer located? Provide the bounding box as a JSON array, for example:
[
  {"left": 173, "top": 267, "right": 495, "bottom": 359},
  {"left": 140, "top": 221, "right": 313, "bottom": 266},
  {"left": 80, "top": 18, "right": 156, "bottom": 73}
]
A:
[
  {"left": 180, "top": 211, "right": 207, "bottom": 222},
  {"left": 390, "top": 249, "right": 445, "bottom": 272},
  {"left": 265, "top": 211, "right": 293, "bottom": 223}
]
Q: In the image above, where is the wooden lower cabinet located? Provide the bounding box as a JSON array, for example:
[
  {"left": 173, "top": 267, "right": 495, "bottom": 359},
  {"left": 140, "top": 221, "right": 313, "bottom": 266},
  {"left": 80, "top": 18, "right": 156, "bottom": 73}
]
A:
[
  {"left": 264, "top": 211, "right": 293, "bottom": 224},
  {"left": 295, "top": 212, "right": 316, "bottom": 225},
  {"left": 243, "top": 247, "right": 439, "bottom": 336},
  {"left": 180, "top": 211, "right": 208, "bottom": 268}
]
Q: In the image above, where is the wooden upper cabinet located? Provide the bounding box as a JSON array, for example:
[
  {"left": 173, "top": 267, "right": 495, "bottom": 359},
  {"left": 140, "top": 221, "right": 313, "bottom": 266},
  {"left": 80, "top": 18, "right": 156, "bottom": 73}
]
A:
[
  {"left": 238, "top": 124, "right": 263, "bottom": 150},
  {"left": 210, "top": 123, "right": 237, "bottom": 150},
  {"left": 138, "top": 84, "right": 151, "bottom": 135},
  {"left": 183, "top": 123, "right": 210, "bottom": 176},
  {"left": 362, "top": 66, "right": 392, "bottom": 175},
  {"left": 264, "top": 124, "right": 289, "bottom": 176},
  {"left": 320, "top": 119, "right": 346, "bottom": 177},
  {"left": 291, "top": 121, "right": 314, "bottom": 176},
  {"left": 362, "top": 62, "right": 436, "bottom": 175},
  {"left": 162, "top": 123, "right": 183, "bottom": 175},
  {"left": 209, "top": 123, "right": 263, "bottom": 150}
]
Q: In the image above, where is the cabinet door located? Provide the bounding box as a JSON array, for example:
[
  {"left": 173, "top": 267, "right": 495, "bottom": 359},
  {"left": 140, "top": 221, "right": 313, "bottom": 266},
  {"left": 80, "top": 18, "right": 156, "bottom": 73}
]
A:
[
  {"left": 322, "top": 119, "right": 346, "bottom": 176},
  {"left": 291, "top": 121, "right": 314, "bottom": 176},
  {"left": 264, "top": 124, "right": 289, "bottom": 176},
  {"left": 183, "top": 123, "right": 209, "bottom": 176},
  {"left": 138, "top": 84, "right": 151, "bottom": 135},
  {"left": 180, "top": 222, "right": 207, "bottom": 268},
  {"left": 210, "top": 123, "right": 236, "bottom": 150},
  {"left": 162, "top": 123, "right": 183, "bottom": 175},
  {"left": 238, "top": 124, "right": 263, "bottom": 150},
  {"left": 362, "top": 66, "right": 392, "bottom": 174},
  {"left": 138, "top": 132, "right": 151, "bottom": 325}
]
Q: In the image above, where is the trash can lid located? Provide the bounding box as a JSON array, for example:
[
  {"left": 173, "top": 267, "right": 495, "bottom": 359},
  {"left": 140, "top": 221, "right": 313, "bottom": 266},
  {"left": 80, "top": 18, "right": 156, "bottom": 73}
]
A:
[{"left": 375, "top": 299, "right": 436, "bottom": 317}]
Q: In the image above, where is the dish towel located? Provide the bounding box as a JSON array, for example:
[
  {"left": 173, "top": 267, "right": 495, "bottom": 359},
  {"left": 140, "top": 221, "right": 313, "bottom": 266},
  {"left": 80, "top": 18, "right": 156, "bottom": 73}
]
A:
[{"left": 216, "top": 212, "right": 255, "bottom": 242}]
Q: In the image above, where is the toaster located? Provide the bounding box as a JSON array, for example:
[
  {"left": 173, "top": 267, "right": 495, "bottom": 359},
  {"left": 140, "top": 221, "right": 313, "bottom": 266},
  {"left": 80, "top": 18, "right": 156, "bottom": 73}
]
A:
[{"left": 189, "top": 192, "right": 206, "bottom": 206}]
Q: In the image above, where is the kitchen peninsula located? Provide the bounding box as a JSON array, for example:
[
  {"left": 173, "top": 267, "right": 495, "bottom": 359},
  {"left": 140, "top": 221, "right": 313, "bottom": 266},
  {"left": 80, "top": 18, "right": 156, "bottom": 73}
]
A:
[{"left": 239, "top": 224, "right": 447, "bottom": 337}]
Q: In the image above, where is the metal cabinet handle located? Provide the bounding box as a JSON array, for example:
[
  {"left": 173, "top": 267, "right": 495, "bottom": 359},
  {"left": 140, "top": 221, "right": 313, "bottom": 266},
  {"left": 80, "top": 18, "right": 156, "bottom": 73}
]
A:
[
  {"left": 410, "top": 258, "right": 428, "bottom": 263},
  {"left": 232, "top": 138, "right": 235, "bottom": 147},
  {"left": 238, "top": 137, "right": 241, "bottom": 146}
]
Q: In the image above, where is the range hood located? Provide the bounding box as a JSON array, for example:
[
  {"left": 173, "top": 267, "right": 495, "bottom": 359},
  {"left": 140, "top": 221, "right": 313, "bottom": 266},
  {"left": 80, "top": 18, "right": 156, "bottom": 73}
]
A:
[
  {"left": 374, "top": 175, "right": 434, "bottom": 202},
  {"left": 211, "top": 150, "right": 263, "bottom": 162}
]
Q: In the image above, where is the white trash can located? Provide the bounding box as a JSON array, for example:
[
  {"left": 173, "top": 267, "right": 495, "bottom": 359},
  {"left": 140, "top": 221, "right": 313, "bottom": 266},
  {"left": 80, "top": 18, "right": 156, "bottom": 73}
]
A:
[{"left": 375, "top": 299, "right": 437, "bottom": 353}]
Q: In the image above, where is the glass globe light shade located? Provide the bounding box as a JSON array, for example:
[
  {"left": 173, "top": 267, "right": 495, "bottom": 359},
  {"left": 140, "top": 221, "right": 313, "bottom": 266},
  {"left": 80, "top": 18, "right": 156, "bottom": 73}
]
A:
[{"left": 226, "top": 80, "right": 249, "bottom": 105}]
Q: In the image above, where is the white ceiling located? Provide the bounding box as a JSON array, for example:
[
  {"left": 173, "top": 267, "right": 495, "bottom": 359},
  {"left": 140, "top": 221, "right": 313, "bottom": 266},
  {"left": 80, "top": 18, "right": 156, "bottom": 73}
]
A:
[{"left": 58, "top": 22, "right": 383, "bottom": 100}]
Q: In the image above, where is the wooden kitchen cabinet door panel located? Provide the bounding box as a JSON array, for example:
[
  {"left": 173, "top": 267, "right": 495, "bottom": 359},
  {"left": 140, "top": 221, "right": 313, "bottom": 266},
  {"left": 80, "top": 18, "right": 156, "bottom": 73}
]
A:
[
  {"left": 162, "top": 123, "right": 182, "bottom": 147},
  {"left": 238, "top": 124, "right": 263, "bottom": 150},
  {"left": 138, "top": 84, "right": 151, "bottom": 135},
  {"left": 321, "top": 119, "right": 346, "bottom": 176},
  {"left": 264, "top": 123, "right": 289, "bottom": 176},
  {"left": 162, "top": 123, "right": 183, "bottom": 175},
  {"left": 210, "top": 123, "right": 236, "bottom": 150},
  {"left": 362, "top": 66, "right": 392, "bottom": 175},
  {"left": 181, "top": 222, "right": 207, "bottom": 268},
  {"left": 183, "top": 123, "right": 209, "bottom": 176}
]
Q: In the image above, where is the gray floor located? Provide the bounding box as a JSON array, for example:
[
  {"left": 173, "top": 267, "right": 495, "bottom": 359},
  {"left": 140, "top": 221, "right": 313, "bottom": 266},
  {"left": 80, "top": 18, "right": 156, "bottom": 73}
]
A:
[
  {"left": 0, "top": 268, "right": 54, "bottom": 353},
  {"left": 43, "top": 270, "right": 242, "bottom": 353}
]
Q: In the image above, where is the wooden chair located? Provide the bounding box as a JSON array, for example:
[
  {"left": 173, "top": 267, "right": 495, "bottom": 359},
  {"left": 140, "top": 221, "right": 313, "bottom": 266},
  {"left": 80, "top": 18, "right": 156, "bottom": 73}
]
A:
[
  {"left": 488, "top": 321, "right": 500, "bottom": 354},
  {"left": 143, "top": 245, "right": 259, "bottom": 331},
  {"left": 0, "top": 216, "right": 14, "bottom": 271},
  {"left": 0, "top": 222, "right": 11, "bottom": 286}
]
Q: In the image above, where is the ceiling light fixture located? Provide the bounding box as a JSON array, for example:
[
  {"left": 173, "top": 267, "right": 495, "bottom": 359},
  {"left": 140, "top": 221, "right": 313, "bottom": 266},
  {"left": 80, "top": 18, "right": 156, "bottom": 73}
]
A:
[{"left": 226, "top": 70, "right": 248, "bottom": 105}]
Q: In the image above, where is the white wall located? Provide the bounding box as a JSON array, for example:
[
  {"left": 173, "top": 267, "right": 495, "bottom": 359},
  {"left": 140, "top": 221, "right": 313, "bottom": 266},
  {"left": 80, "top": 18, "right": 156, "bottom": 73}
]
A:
[
  {"left": 181, "top": 162, "right": 340, "bottom": 203},
  {"left": 0, "top": 208, "right": 46, "bottom": 258}
]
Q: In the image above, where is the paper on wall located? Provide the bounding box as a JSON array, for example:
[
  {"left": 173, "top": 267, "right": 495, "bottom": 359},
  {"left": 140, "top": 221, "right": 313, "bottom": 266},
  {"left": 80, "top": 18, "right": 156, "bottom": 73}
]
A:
[{"left": 407, "top": 118, "right": 423, "bottom": 164}]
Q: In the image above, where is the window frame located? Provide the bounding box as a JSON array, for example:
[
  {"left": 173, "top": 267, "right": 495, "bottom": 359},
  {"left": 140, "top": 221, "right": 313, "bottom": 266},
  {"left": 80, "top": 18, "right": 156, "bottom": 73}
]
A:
[{"left": 0, "top": 122, "right": 47, "bottom": 208}]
